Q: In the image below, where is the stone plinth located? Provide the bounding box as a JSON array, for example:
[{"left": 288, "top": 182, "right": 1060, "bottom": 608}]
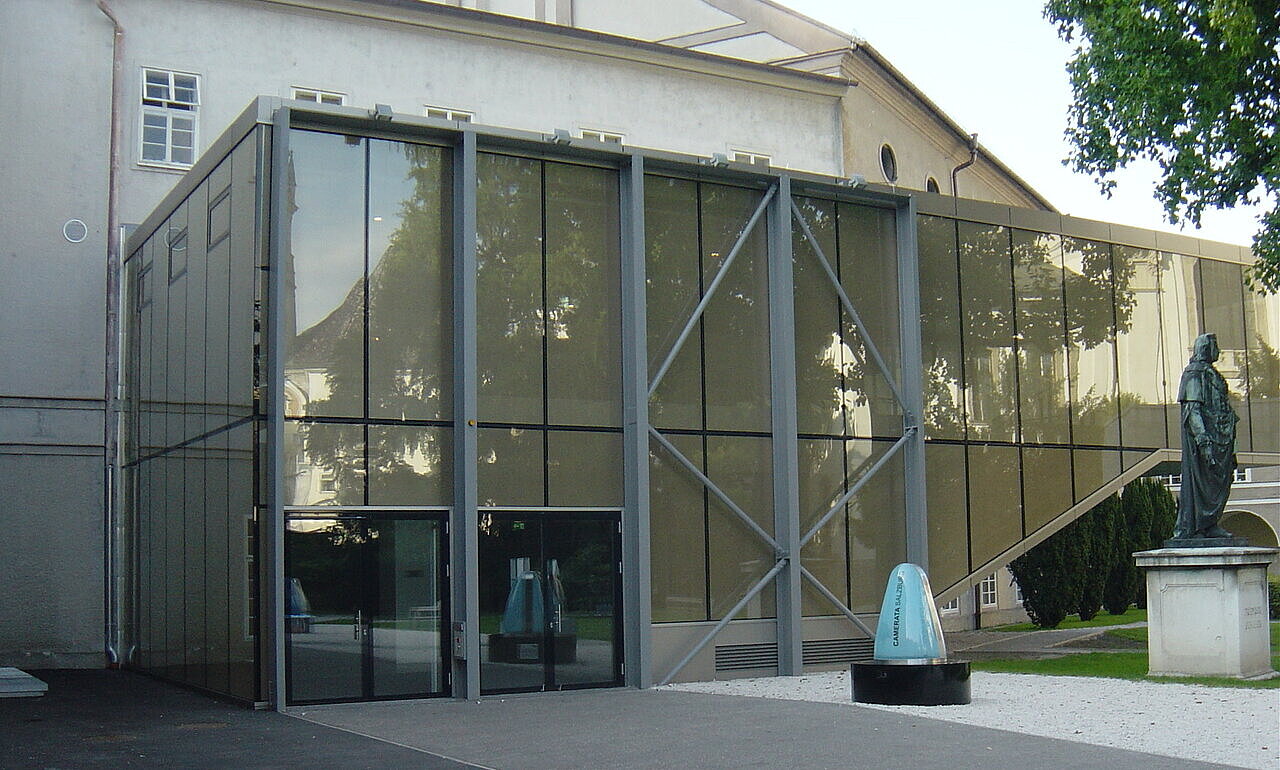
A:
[{"left": 1134, "top": 547, "right": 1278, "bottom": 679}]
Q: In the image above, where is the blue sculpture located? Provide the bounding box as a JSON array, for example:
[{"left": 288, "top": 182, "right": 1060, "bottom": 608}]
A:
[
  {"left": 853, "top": 563, "right": 969, "bottom": 705},
  {"left": 872, "top": 563, "right": 947, "bottom": 662}
]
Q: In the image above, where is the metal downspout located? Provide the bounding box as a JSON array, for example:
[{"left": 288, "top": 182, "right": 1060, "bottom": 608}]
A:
[
  {"left": 949, "top": 133, "right": 979, "bottom": 197},
  {"left": 96, "top": 0, "right": 125, "bottom": 669}
]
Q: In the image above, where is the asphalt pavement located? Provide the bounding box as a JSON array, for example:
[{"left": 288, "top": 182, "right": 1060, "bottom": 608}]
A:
[{"left": 0, "top": 658, "right": 1239, "bottom": 770}]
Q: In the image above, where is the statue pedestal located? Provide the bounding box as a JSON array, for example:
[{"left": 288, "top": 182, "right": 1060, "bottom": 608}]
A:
[{"left": 1134, "top": 547, "right": 1278, "bottom": 680}]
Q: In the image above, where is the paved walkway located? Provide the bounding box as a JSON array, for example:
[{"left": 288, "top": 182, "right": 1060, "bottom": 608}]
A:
[
  {"left": 946, "top": 622, "right": 1147, "bottom": 658},
  {"left": 0, "top": 667, "right": 1236, "bottom": 769}
]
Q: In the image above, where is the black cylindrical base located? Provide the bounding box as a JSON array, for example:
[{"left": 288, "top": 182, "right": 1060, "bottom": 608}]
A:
[{"left": 851, "top": 660, "right": 971, "bottom": 706}]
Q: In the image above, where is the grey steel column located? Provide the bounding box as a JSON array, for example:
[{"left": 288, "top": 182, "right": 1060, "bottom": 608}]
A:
[
  {"left": 451, "top": 128, "right": 481, "bottom": 699},
  {"left": 768, "top": 175, "right": 802, "bottom": 675},
  {"left": 619, "top": 152, "right": 652, "bottom": 687},
  {"left": 265, "top": 109, "right": 290, "bottom": 711},
  {"left": 896, "top": 197, "right": 928, "bottom": 566}
]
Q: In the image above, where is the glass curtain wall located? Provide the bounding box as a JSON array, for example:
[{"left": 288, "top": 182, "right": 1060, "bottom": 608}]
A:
[
  {"left": 474, "top": 153, "right": 623, "bottom": 509},
  {"left": 282, "top": 130, "right": 454, "bottom": 510},
  {"left": 122, "top": 128, "right": 266, "bottom": 701},
  {"left": 646, "top": 176, "right": 777, "bottom": 623},
  {"left": 791, "top": 196, "right": 905, "bottom": 616},
  {"left": 917, "top": 213, "right": 1279, "bottom": 593}
]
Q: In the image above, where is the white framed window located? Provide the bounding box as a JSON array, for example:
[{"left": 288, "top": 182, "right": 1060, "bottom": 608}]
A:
[
  {"left": 292, "top": 87, "right": 345, "bottom": 106},
  {"left": 979, "top": 573, "right": 998, "bottom": 607},
  {"left": 140, "top": 68, "right": 199, "bottom": 168},
  {"left": 939, "top": 597, "right": 959, "bottom": 615},
  {"left": 424, "top": 105, "right": 473, "bottom": 122},
  {"left": 730, "top": 149, "right": 771, "bottom": 167},
  {"left": 580, "top": 128, "right": 625, "bottom": 144}
]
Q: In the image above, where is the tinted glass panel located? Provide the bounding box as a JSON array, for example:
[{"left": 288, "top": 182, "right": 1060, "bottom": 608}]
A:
[
  {"left": 649, "top": 434, "right": 707, "bottom": 622},
  {"left": 958, "top": 222, "right": 1017, "bottom": 442},
  {"left": 967, "top": 444, "right": 1022, "bottom": 568},
  {"left": 545, "top": 163, "right": 622, "bottom": 427},
  {"left": 285, "top": 131, "right": 366, "bottom": 419},
  {"left": 477, "top": 153, "right": 544, "bottom": 423},
  {"left": 1012, "top": 230, "right": 1071, "bottom": 444},
  {"left": 645, "top": 176, "right": 703, "bottom": 431},
  {"left": 792, "top": 198, "right": 844, "bottom": 436},
  {"left": 917, "top": 217, "right": 965, "bottom": 440},
  {"left": 846, "top": 439, "right": 905, "bottom": 613},
  {"left": 839, "top": 203, "right": 901, "bottom": 438},
  {"left": 1062, "top": 237, "right": 1119, "bottom": 446},
  {"left": 367, "top": 140, "right": 453, "bottom": 421},
  {"left": 798, "top": 437, "right": 848, "bottom": 615},
  {"left": 702, "top": 184, "right": 770, "bottom": 432},
  {"left": 547, "top": 430, "right": 623, "bottom": 506},
  {"left": 478, "top": 427, "right": 544, "bottom": 507},
  {"left": 1199, "top": 259, "right": 1250, "bottom": 450},
  {"left": 1244, "top": 287, "right": 1280, "bottom": 452},
  {"left": 1112, "top": 246, "right": 1167, "bottom": 448},
  {"left": 706, "top": 435, "right": 774, "bottom": 619},
  {"left": 367, "top": 425, "right": 452, "bottom": 506},
  {"left": 925, "top": 443, "right": 968, "bottom": 591}
]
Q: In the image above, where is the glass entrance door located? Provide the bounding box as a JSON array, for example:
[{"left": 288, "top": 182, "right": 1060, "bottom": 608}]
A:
[
  {"left": 479, "top": 512, "right": 622, "bottom": 694},
  {"left": 285, "top": 512, "right": 449, "bottom": 704}
]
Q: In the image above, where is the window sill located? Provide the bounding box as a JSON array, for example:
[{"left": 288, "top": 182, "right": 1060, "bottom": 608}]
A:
[{"left": 136, "top": 160, "right": 192, "bottom": 174}]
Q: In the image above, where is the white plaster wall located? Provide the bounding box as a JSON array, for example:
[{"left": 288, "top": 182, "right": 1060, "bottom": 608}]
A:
[
  {"left": 0, "top": 0, "right": 112, "bottom": 398},
  {"left": 109, "top": 0, "right": 842, "bottom": 225}
]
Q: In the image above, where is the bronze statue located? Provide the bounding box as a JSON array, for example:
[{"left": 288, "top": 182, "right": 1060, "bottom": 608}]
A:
[{"left": 1173, "top": 333, "right": 1239, "bottom": 541}]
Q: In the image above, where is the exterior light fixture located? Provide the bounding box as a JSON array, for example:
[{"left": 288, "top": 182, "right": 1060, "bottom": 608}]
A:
[
  {"left": 841, "top": 174, "right": 866, "bottom": 189},
  {"left": 549, "top": 128, "right": 572, "bottom": 144},
  {"left": 703, "top": 152, "right": 730, "bottom": 167},
  {"left": 370, "top": 103, "right": 393, "bottom": 121}
]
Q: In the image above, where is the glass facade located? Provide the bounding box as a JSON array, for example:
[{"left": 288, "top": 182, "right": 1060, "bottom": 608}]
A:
[
  {"left": 122, "top": 128, "right": 266, "bottom": 701},
  {"left": 916, "top": 212, "right": 1278, "bottom": 591},
  {"left": 121, "top": 106, "right": 1277, "bottom": 703}
]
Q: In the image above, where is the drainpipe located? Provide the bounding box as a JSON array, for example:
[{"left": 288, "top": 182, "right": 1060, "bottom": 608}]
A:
[
  {"left": 97, "top": 0, "right": 124, "bottom": 668},
  {"left": 949, "top": 133, "right": 979, "bottom": 197}
]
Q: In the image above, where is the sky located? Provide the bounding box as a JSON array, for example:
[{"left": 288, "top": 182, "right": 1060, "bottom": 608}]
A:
[{"left": 777, "top": 0, "right": 1266, "bottom": 248}]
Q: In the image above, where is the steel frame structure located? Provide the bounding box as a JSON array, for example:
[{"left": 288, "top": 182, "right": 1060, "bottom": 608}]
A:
[{"left": 151, "top": 97, "right": 927, "bottom": 706}]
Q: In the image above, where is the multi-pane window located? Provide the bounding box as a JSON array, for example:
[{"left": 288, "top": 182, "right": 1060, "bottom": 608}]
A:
[
  {"left": 580, "top": 129, "right": 624, "bottom": 144},
  {"left": 939, "top": 597, "right": 960, "bottom": 614},
  {"left": 979, "top": 573, "right": 998, "bottom": 607},
  {"left": 425, "top": 105, "right": 473, "bottom": 122},
  {"left": 292, "top": 87, "right": 345, "bottom": 106},
  {"left": 141, "top": 68, "right": 199, "bottom": 167}
]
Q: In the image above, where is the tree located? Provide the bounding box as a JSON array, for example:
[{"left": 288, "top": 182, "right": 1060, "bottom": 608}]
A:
[
  {"left": 1010, "top": 520, "right": 1085, "bottom": 629},
  {"left": 1149, "top": 479, "right": 1178, "bottom": 547},
  {"left": 1076, "top": 494, "right": 1119, "bottom": 620},
  {"left": 1105, "top": 479, "right": 1152, "bottom": 613},
  {"left": 1046, "top": 0, "right": 1280, "bottom": 291}
]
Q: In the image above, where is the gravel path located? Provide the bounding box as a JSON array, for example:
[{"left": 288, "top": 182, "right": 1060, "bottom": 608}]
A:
[{"left": 665, "top": 671, "right": 1279, "bottom": 769}]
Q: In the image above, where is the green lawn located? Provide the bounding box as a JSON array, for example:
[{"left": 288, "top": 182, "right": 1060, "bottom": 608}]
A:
[
  {"left": 969, "top": 622, "right": 1280, "bottom": 689},
  {"left": 991, "top": 607, "right": 1146, "bottom": 632}
]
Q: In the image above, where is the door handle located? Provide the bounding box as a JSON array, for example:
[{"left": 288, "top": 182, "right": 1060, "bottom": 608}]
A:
[{"left": 354, "top": 610, "right": 362, "bottom": 640}]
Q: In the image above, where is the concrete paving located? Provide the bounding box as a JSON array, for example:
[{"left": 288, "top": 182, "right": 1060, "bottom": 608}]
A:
[
  {"left": 0, "top": 664, "right": 1237, "bottom": 769},
  {"left": 945, "top": 622, "right": 1147, "bottom": 658},
  {"left": 0, "top": 669, "right": 467, "bottom": 769},
  {"left": 293, "top": 686, "right": 1233, "bottom": 770}
]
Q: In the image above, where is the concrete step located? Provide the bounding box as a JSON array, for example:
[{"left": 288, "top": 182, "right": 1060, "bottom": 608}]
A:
[{"left": 0, "top": 667, "right": 48, "bottom": 698}]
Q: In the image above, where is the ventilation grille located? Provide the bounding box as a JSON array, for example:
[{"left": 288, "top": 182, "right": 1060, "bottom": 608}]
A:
[
  {"left": 714, "top": 643, "right": 778, "bottom": 671},
  {"left": 713, "top": 638, "right": 874, "bottom": 671},
  {"left": 803, "top": 637, "right": 874, "bottom": 665}
]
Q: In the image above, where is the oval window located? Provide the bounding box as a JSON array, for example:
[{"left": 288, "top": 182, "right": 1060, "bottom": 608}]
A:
[{"left": 879, "top": 144, "right": 898, "bottom": 183}]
